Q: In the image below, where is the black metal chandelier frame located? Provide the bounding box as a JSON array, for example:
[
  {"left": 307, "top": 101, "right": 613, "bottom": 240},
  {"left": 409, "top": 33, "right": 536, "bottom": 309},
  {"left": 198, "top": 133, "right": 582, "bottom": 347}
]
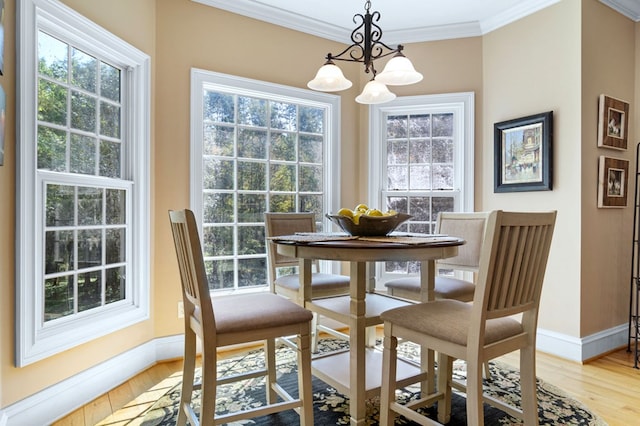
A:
[{"left": 323, "top": 0, "right": 404, "bottom": 78}]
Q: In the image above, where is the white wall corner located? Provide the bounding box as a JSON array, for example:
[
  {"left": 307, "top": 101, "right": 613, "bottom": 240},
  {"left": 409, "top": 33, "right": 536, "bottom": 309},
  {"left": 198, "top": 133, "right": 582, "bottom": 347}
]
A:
[
  {"left": 154, "top": 334, "right": 185, "bottom": 360},
  {"left": 537, "top": 323, "right": 628, "bottom": 362}
]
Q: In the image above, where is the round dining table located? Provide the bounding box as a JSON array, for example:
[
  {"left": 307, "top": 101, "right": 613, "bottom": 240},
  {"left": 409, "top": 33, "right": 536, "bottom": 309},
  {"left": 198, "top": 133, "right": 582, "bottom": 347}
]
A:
[{"left": 274, "top": 234, "right": 464, "bottom": 426}]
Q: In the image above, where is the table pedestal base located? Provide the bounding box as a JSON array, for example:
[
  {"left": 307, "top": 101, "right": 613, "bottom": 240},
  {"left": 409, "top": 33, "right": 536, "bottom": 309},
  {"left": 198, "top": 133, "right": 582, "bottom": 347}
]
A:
[{"left": 312, "top": 348, "right": 427, "bottom": 416}]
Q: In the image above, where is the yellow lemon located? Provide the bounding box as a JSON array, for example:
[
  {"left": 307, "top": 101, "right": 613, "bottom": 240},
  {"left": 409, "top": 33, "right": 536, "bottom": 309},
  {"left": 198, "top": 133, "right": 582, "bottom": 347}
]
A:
[
  {"left": 337, "top": 208, "right": 353, "bottom": 218},
  {"left": 354, "top": 203, "right": 369, "bottom": 212},
  {"left": 352, "top": 212, "right": 362, "bottom": 225},
  {"left": 365, "top": 208, "right": 383, "bottom": 217},
  {"left": 384, "top": 209, "right": 397, "bottom": 216}
]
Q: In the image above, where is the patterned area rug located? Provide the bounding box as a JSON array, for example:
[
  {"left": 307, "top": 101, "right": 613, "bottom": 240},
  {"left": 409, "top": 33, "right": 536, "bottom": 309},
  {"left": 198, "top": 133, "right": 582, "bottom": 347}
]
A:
[{"left": 141, "top": 338, "right": 607, "bottom": 425}]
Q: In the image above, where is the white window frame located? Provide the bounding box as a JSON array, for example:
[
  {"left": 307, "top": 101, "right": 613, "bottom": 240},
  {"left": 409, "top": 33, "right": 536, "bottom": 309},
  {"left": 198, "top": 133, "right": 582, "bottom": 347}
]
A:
[
  {"left": 368, "top": 92, "right": 475, "bottom": 287},
  {"left": 16, "top": 0, "right": 151, "bottom": 366},
  {"left": 190, "top": 68, "right": 342, "bottom": 292}
]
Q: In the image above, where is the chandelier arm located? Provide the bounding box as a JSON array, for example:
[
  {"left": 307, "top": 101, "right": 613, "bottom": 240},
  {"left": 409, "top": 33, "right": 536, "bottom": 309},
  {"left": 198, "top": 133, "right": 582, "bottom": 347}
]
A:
[
  {"left": 368, "top": 41, "right": 400, "bottom": 59},
  {"left": 328, "top": 47, "right": 400, "bottom": 65},
  {"left": 327, "top": 43, "right": 366, "bottom": 64}
]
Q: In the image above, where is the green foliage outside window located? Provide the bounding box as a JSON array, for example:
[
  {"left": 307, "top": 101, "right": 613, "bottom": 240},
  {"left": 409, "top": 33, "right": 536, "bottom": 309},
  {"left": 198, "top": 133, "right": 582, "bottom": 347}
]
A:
[
  {"left": 38, "top": 30, "right": 127, "bottom": 321},
  {"left": 201, "top": 91, "right": 326, "bottom": 290}
]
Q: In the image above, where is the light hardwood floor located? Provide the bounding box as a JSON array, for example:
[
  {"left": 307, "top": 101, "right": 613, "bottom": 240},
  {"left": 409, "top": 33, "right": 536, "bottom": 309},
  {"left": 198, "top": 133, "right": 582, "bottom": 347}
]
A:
[{"left": 52, "top": 341, "right": 640, "bottom": 426}]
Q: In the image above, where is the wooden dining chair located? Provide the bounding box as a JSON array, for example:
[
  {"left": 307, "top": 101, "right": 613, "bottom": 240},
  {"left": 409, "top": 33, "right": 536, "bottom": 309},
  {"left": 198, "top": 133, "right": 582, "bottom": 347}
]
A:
[
  {"left": 379, "top": 210, "right": 557, "bottom": 426},
  {"left": 384, "top": 211, "right": 494, "bottom": 378},
  {"left": 169, "top": 209, "right": 314, "bottom": 426},
  {"left": 384, "top": 211, "right": 492, "bottom": 302},
  {"left": 265, "top": 212, "right": 351, "bottom": 351}
]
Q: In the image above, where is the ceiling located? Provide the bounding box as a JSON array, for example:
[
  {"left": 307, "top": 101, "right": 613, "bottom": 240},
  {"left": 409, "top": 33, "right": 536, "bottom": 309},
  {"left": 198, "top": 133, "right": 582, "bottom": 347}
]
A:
[{"left": 194, "top": 0, "right": 640, "bottom": 45}]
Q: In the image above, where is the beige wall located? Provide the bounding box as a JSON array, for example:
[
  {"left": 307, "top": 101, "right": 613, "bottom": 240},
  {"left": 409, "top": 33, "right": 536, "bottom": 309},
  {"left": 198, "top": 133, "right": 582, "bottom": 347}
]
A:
[
  {"left": 0, "top": 0, "right": 15, "bottom": 409},
  {"left": 0, "top": 0, "right": 157, "bottom": 407},
  {"left": 483, "top": 1, "right": 583, "bottom": 335},
  {"left": 580, "top": 0, "right": 635, "bottom": 336},
  {"left": 153, "top": 0, "right": 363, "bottom": 337},
  {"left": 482, "top": 0, "right": 636, "bottom": 341},
  {"left": 1, "top": 0, "right": 638, "bottom": 414}
]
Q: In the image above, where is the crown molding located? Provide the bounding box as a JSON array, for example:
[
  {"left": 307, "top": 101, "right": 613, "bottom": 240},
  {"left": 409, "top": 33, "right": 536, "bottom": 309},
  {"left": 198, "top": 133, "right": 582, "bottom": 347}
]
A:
[
  {"left": 599, "top": 0, "right": 640, "bottom": 21},
  {"left": 382, "top": 22, "right": 483, "bottom": 44},
  {"left": 193, "top": 0, "right": 564, "bottom": 44},
  {"left": 192, "top": 0, "right": 348, "bottom": 43},
  {"left": 481, "top": 0, "right": 561, "bottom": 34}
]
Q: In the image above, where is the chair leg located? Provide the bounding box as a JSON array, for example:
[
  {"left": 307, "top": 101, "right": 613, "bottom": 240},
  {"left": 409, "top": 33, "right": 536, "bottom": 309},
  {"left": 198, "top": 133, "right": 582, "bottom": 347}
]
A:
[
  {"left": 177, "top": 329, "right": 197, "bottom": 426},
  {"left": 483, "top": 362, "right": 492, "bottom": 380},
  {"left": 436, "top": 352, "right": 453, "bottom": 424},
  {"left": 265, "top": 339, "right": 277, "bottom": 405},
  {"left": 465, "top": 355, "right": 484, "bottom": 426},
  {"left": 379, "top": 325, "right": 398, "bottom": 426},
  {"left": 520, "top": 346, "right": 539, "bottom": 425},
  {"left": 297, "top": 324, "right": 314, "bottom": 425},
  {"left": 422, "top": 348, "right": 436, "bottom": 397},
  {"left": 199, "top": 347, "right": 217, "bottom": 426},
  {"left": 311, "top": 312, "right": 319, "bottom": 353}
]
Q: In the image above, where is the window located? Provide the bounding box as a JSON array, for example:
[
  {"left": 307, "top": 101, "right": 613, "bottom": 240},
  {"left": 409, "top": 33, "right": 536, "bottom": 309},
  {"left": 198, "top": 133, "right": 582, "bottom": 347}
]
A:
[
  {"left": 17, "top": 0, "right": 151, "bottom": 366},
  {"left": 368, "top": 93, "right": 474, "bottom": 285},
  {"left": 190, "top": 69, "right": 341, "bottom": 292}
]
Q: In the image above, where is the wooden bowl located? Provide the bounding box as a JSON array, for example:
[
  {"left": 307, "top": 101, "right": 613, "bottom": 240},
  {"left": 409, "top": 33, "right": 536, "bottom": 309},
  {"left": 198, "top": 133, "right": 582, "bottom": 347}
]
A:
[{"left": 326, "top": 212, "right": 412, "bottom": 236}]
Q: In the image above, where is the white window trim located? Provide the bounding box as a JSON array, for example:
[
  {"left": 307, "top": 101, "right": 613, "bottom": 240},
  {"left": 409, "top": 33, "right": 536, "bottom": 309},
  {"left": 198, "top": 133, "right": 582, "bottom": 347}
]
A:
[
  {"left": 189, "top": 68, "right": 342, "bottom": 282},
  {"left": 16, "top": 0, "right": 151, "bottom": 366},
  {"left": 368, "top": 92, "right": 475, "bottom": 212},
  {"left": 368, "top": 92, "right": 475, "bottom": 288}
]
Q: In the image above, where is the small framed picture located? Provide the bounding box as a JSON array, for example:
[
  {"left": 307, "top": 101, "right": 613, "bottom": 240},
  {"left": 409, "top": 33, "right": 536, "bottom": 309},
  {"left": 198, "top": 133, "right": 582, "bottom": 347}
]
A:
[
  {"left": 494, "top": 111, "right": 553, "bottom": 193},
  {"left": 597, "top": 94, "right": 629, "bottom": 150},
  {"left": 598, "top": 156, "right": 629, "bottom": 208}
]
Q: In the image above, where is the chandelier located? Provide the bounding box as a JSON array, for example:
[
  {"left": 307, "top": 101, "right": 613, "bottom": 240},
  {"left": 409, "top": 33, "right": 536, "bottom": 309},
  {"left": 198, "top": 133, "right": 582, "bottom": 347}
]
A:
[{"left": 307, "top": 1, "right": 423, "bottom": 104}]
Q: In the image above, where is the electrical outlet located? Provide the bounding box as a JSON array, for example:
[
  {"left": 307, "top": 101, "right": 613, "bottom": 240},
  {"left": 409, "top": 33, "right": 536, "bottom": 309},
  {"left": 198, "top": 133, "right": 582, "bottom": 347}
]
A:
[{"left": 177, "top": 301, "right": 184, "bottom": 318}]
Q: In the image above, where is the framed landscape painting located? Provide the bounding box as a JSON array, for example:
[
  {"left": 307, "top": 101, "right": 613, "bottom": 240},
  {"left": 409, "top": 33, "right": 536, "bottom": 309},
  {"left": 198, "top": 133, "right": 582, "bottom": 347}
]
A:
[{"left": 494, "top": 111, "right": 553, "bottom": 193}]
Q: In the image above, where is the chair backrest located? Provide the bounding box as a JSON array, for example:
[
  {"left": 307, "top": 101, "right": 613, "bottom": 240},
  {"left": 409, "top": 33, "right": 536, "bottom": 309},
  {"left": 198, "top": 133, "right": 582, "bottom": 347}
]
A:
[
  {"left": 472, "top": 210, "right": 556, "bottom": 325},
  {"left": 168, "top": 209, "right": 214, "bottom": 337},
  {"left": 436, "top": 211, "right": 492, "bottom": 272},
  {"left": 264, "top": 212, "right": 318, "bottom": 285}
]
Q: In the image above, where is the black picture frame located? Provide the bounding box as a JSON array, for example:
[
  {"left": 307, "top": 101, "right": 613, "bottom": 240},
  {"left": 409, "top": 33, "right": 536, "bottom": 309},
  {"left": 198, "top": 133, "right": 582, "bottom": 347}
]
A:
[{"left": 494, "top": 111, "right": 553, "bottom": 193}]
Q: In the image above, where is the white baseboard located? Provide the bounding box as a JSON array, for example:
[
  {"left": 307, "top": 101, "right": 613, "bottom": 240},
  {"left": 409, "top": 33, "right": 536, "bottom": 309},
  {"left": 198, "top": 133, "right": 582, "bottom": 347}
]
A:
[
  {"left": 580, "top": 323, "right": 628, "bottom": 360},
  {"left": 537, "top": 323, "right": 628, "bottom": 362},
  {"left": 0, "top": 324, "right": 630, "bottom": 424}
]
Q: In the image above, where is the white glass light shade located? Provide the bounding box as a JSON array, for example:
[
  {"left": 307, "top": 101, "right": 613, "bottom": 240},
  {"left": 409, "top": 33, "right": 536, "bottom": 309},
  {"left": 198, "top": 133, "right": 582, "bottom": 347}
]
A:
[
  {"left": 307, "top": 63, "right": 353, "bottom": 92},
  {"left": 355, "top": 80, "right": 396, "bottom": 104},
  {"left": 376, "top": 55, "right": 423, "bottom": 86}
]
